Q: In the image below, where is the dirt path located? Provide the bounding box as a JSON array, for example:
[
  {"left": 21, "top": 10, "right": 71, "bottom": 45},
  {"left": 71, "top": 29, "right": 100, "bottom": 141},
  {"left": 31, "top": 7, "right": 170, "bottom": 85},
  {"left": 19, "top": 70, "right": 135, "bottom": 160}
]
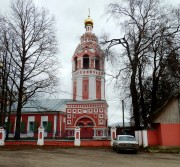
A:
[{"left": 0, "top": 148, "right": 179, "bottom": 167}]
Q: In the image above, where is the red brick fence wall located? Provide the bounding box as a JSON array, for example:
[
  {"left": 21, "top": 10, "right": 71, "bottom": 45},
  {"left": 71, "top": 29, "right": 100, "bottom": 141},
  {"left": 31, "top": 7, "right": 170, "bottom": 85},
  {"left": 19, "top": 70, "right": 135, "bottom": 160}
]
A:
[
  {"left": 4, "top": 140, "right": 111, "bottom": 147},
  {"left": 135, "top": 124, "right": 180, "bottom": 147}
]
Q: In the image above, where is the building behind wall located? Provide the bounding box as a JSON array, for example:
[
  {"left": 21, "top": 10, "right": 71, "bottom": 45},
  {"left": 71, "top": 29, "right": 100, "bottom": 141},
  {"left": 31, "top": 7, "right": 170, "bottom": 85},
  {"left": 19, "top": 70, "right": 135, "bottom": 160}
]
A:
[{"left": 6, "top": 99, "right": 69, "bottom": 138}]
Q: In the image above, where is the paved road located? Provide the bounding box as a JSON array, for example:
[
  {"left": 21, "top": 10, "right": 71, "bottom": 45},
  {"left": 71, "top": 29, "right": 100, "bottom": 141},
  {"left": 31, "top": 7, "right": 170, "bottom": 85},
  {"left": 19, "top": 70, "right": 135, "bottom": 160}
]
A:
[{"left": 0, "top": 147, "right": 179, "bottom": 167}]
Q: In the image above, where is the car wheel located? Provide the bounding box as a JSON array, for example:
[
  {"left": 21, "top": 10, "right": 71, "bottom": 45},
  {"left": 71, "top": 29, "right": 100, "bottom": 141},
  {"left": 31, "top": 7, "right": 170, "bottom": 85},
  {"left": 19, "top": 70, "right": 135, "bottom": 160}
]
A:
[
  {"left": 116, "top": 146, "right": 119, "bottom": 153},
  {"left": 133, "top": 150, "right": 137, "bottom": 154}
]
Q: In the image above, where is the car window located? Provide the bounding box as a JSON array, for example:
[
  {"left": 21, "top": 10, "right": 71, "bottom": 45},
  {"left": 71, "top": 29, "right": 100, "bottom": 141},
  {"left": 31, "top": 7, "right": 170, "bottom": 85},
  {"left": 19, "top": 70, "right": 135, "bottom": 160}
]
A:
[{"left": 118, "top": 136, "right": 135, "bottom": 141}]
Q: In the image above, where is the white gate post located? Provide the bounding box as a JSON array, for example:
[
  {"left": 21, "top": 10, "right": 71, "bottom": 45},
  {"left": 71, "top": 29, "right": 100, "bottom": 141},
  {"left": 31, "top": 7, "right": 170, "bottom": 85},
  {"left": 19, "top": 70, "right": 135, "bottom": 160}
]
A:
[
  {"left": 142, "top": 130, "right": 148, "bottom": 147},
  {"left": 0, "top": 127, "right": 5, "bottom": 146},
  {"left": 135, "top": 130, "right": 143, "bottom": 146},
  {"left": 138, "top": 130, "right": 143, "bottom": 146},
  {"left": 37, "top": 126, "right": 45, "bottom": 146},
  {"left": 74, "top": 126, "right": 80, "bottom": 146},
  {"left": 135, "top": 130, "right": 139, "bottom": 143},
  {"left": 110, "top": 127, "right": 116, "bottom": 146}
]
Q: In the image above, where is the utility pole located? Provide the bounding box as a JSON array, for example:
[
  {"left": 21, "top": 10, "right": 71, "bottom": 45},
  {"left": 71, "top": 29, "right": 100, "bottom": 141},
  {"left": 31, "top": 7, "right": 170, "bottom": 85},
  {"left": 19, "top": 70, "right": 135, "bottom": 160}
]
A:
[{"left": 122, "top": 100, "right": 125, "bottom": 134}]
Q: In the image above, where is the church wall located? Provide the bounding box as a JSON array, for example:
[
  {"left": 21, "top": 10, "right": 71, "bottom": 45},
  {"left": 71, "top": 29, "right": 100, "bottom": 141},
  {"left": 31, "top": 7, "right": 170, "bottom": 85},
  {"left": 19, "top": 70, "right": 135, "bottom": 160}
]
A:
[{"left": 5, "top": 112, "right": 66, "bottom": 138}]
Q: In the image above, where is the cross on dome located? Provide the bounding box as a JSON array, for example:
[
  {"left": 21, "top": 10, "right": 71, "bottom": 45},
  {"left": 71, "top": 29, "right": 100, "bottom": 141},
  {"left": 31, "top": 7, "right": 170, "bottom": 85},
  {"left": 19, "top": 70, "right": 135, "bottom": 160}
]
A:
[{"left": 84, "top": 9, "right": 93, "bottom": 32}]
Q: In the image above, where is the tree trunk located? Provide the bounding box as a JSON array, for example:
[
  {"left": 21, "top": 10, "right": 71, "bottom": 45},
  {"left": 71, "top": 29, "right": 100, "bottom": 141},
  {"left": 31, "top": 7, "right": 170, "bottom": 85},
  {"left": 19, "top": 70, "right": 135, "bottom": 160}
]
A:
[
  {"left": 14, "top": 89, "right": 23, "bottom": 139},
  {"left": 14, "top": 62, "right": 25, "bottom": 140},
  {"left": 130, "top": 65, "right": 141, "bottom": 130},
  {"left": 138, "top": 64, "right": 147, "bottom": 127}
]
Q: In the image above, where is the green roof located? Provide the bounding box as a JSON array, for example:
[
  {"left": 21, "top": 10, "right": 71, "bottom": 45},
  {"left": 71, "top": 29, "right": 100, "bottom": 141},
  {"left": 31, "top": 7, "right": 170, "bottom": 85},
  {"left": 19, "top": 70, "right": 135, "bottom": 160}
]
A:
[{"left": 12, "top": 99, "right": 71, "bottom": 113}]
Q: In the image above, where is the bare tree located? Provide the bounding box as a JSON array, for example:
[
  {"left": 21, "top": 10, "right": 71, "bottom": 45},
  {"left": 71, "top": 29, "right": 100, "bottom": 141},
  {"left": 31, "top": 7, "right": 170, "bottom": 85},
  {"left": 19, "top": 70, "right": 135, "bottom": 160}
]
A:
[
  {"left": 102, "top": 0, "right": 180, "bottom": 129},
  {"left": 1, "top": 0, "right": 59, "bottom": 139}
]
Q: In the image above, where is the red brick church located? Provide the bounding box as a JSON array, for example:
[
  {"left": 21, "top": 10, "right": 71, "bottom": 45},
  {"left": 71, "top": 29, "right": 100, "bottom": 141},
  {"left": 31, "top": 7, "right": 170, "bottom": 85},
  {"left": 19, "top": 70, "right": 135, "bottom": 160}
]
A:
[{"left": 7, "top": 14, "right": 109, "bottom": 139}]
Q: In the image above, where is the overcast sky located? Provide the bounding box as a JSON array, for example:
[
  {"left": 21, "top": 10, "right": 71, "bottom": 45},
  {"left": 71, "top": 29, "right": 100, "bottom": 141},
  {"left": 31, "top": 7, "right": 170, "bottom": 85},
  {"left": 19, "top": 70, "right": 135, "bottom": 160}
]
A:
[{"left": 0, "top": 0, "right": 179, "bottom": 125}]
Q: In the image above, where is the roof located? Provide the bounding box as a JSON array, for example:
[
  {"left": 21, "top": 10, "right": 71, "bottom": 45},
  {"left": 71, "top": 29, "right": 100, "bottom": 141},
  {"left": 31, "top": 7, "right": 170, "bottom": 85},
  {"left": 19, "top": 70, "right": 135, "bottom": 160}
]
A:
[
  {"left": 66, "top": 100, "right": 109, "bottom": 107},
  {"left": 148, "top": 94, "right": 180, "bottom": 123},
  {"left": 108, "top": 122, "right": 132, "bottom": 127},
  {"left": 12, "top": 99, "right": 71, "bottom": 113}
]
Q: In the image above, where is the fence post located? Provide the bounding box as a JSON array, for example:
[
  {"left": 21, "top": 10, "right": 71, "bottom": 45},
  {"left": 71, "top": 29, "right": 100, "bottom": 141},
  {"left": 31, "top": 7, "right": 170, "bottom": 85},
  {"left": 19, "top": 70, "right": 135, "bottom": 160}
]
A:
[
  {"left": 37, "top": 126, "right": 45, "bottom": 146},
  {"left": 138, "top": 130, "right": 143, "bottom": 146},
  {"left": 135, "top": 130, "right": 143, "bottom": 146},
  {"left": 74, "top": 126, "right": 80, "bottom": 146},
  {"left": 0, "top": 127, "right": 5, "bottom": 146},
  {"left": 142, "top": 130, "right": 148, "bottom": 147},
  {"left": 110, "top": 127, "right": 116, "bottom": 146}
]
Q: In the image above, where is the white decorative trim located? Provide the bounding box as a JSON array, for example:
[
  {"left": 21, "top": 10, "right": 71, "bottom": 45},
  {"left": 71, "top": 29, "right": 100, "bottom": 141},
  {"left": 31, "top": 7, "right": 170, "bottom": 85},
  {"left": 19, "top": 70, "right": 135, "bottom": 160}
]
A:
[
  {"left": 76, "top": 77, "right": 83, "bottom": 100},
  {"left": 74, "top": 115, "right": 96, "bottom": 127},
  {"left": 54, "top": 115, "right": 57, "bottom": 137},
  {"left": 101, "top": 78, "right": 105, "bottom": 100}
]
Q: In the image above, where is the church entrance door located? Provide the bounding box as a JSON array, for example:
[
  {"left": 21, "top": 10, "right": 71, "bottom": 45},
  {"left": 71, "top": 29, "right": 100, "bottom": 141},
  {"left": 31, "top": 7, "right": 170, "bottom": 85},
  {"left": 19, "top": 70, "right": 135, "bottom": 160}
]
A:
[{"left": 76, "top": 117, "right": 94, "bottom": 139}]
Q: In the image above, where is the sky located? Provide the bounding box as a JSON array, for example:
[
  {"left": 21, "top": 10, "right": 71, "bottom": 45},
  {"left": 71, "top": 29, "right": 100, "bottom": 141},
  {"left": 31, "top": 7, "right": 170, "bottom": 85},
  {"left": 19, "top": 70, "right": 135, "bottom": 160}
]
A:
[{"left": 0, "top": 0, "right": 179, "bottom": 125}]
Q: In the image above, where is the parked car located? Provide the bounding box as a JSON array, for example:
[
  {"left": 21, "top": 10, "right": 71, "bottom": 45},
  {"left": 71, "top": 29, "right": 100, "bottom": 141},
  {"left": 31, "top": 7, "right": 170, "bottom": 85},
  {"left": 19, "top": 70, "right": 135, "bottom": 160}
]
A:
[{"left": 113, "top": 135, "right": 139, "bottom": 153}]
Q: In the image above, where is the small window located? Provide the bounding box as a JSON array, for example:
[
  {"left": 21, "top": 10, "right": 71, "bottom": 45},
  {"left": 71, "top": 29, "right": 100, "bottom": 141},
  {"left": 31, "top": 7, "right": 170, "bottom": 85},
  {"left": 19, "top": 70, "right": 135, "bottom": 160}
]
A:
[
  {"left": 99, "top": 114, "right": 103, "bottom": 118},
  {"left": 67, "top": 114, "right": 71, "bottom": 119},
  {"left": 83, "top": 55, "right": 89, "bottom": 69},
  {"left": 67, "top": 109, "right": 71, "bottom": 113},
  {"left": 29, "top": 122, "right": 34, "bottom": 132},
  {"left": 67, "top": 120, "right": 71, "bottom": 124},
  {"left": 95, "top": 57, "right": 100, "bottom": 70},
  {"left": 74, "top": 57, "right": 77, "bottom": 71},
  {"left": 99, "top": 120, "right": 103, "bottom": 125},
  {"left": 42, "top": 121, "right": 48, "bottom": 131}
]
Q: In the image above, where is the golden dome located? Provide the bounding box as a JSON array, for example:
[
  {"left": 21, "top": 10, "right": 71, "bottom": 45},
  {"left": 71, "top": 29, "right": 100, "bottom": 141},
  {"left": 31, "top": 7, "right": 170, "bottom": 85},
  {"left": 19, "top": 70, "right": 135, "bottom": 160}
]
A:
[{"left": 84, "top": 15, "right": 93, "bottom": 27}]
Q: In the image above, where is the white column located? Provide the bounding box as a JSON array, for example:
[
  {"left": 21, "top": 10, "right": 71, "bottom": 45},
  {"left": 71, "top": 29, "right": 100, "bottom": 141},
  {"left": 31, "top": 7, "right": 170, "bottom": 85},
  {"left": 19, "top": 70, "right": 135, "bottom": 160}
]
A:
[
  {"left": 138, "top": 130, "right": 143, "bottom": 146},
  {"left": 142, "top": 130, "right": 148, "bottom": 147},
  {"left": 101, "top": 77, "right": 105, "bottom": 100},
  {"left": 135, "top": 131, "right": 138, "bottom": 142},
  {"left": 93, "top": 129, "right": 96, "bottom": 138},
  {"left": 110, "top": 127, "right": 116, "bottom": 146},
  {"left": 76, "top": 77, "right": 82, "bottom": 100},
  {"left": 89, "top": 76, "right": 96, "bottom": 100},
  {"left": 80, "top": 57, "right": 83, "bottom": 68},
  {"left": 37, "top": 126, "right": 45, "bottom": 146},
  {"left": 0, "top": 127, "right": 5, "bottom": 146},
  {"left": 74, "top": 126, "right": 80, "bottom": 146},
  {"left": 53, "top": 115, "right": 57, "bottom": 138},
  {"left": 135, "top": 130, "right": 143, "bottom": 146},
  {"left": 103, "top": 129, "right": 105, "bottom": 136}
]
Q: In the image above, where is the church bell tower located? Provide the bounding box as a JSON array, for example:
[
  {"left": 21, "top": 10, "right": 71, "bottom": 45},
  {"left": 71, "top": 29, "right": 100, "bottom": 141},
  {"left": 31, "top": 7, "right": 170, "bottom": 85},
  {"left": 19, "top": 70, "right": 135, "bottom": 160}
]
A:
[
  {"left": 72, "top": 14, "right": 105, "bottom": 101},
  {"left": 66, "top": 13, "right": 108, "bottom": 139}
]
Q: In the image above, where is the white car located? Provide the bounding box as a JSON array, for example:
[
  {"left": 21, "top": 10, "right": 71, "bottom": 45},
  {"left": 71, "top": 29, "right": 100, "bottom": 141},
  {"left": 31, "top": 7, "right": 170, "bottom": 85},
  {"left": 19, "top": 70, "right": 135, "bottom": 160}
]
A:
[{"left": 113, "top": 135, "right": 139, "bottom": 153}]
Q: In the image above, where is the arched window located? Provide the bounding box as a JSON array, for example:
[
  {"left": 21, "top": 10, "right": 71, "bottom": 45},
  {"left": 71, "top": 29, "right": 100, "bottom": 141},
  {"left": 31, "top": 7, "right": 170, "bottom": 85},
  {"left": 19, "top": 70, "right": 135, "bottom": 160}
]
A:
[
  {"left": 87, "top": 123, "right": 94, "bottom": 127},
  {"left": 77, "top": 123, "right": 84, "bottom": 127},
  {"left": 83, "top": 55, "right": 89, "bottom": 69},
  {"left": 95, "top": 57, "right": 100, "bottom": 70},
  {"left": 74, "top": 57, "right": 77, "bottom": 71}
]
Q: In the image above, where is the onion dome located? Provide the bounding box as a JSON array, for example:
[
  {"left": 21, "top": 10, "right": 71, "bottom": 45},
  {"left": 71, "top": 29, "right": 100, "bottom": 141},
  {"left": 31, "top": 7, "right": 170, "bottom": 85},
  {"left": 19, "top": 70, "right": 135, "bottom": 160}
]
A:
[
  {"left": 84, "top": 15, "right": 93, "bottom": 27},
  {"left": 84, "top": 9, "right": 93, "bottom": 27}
]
